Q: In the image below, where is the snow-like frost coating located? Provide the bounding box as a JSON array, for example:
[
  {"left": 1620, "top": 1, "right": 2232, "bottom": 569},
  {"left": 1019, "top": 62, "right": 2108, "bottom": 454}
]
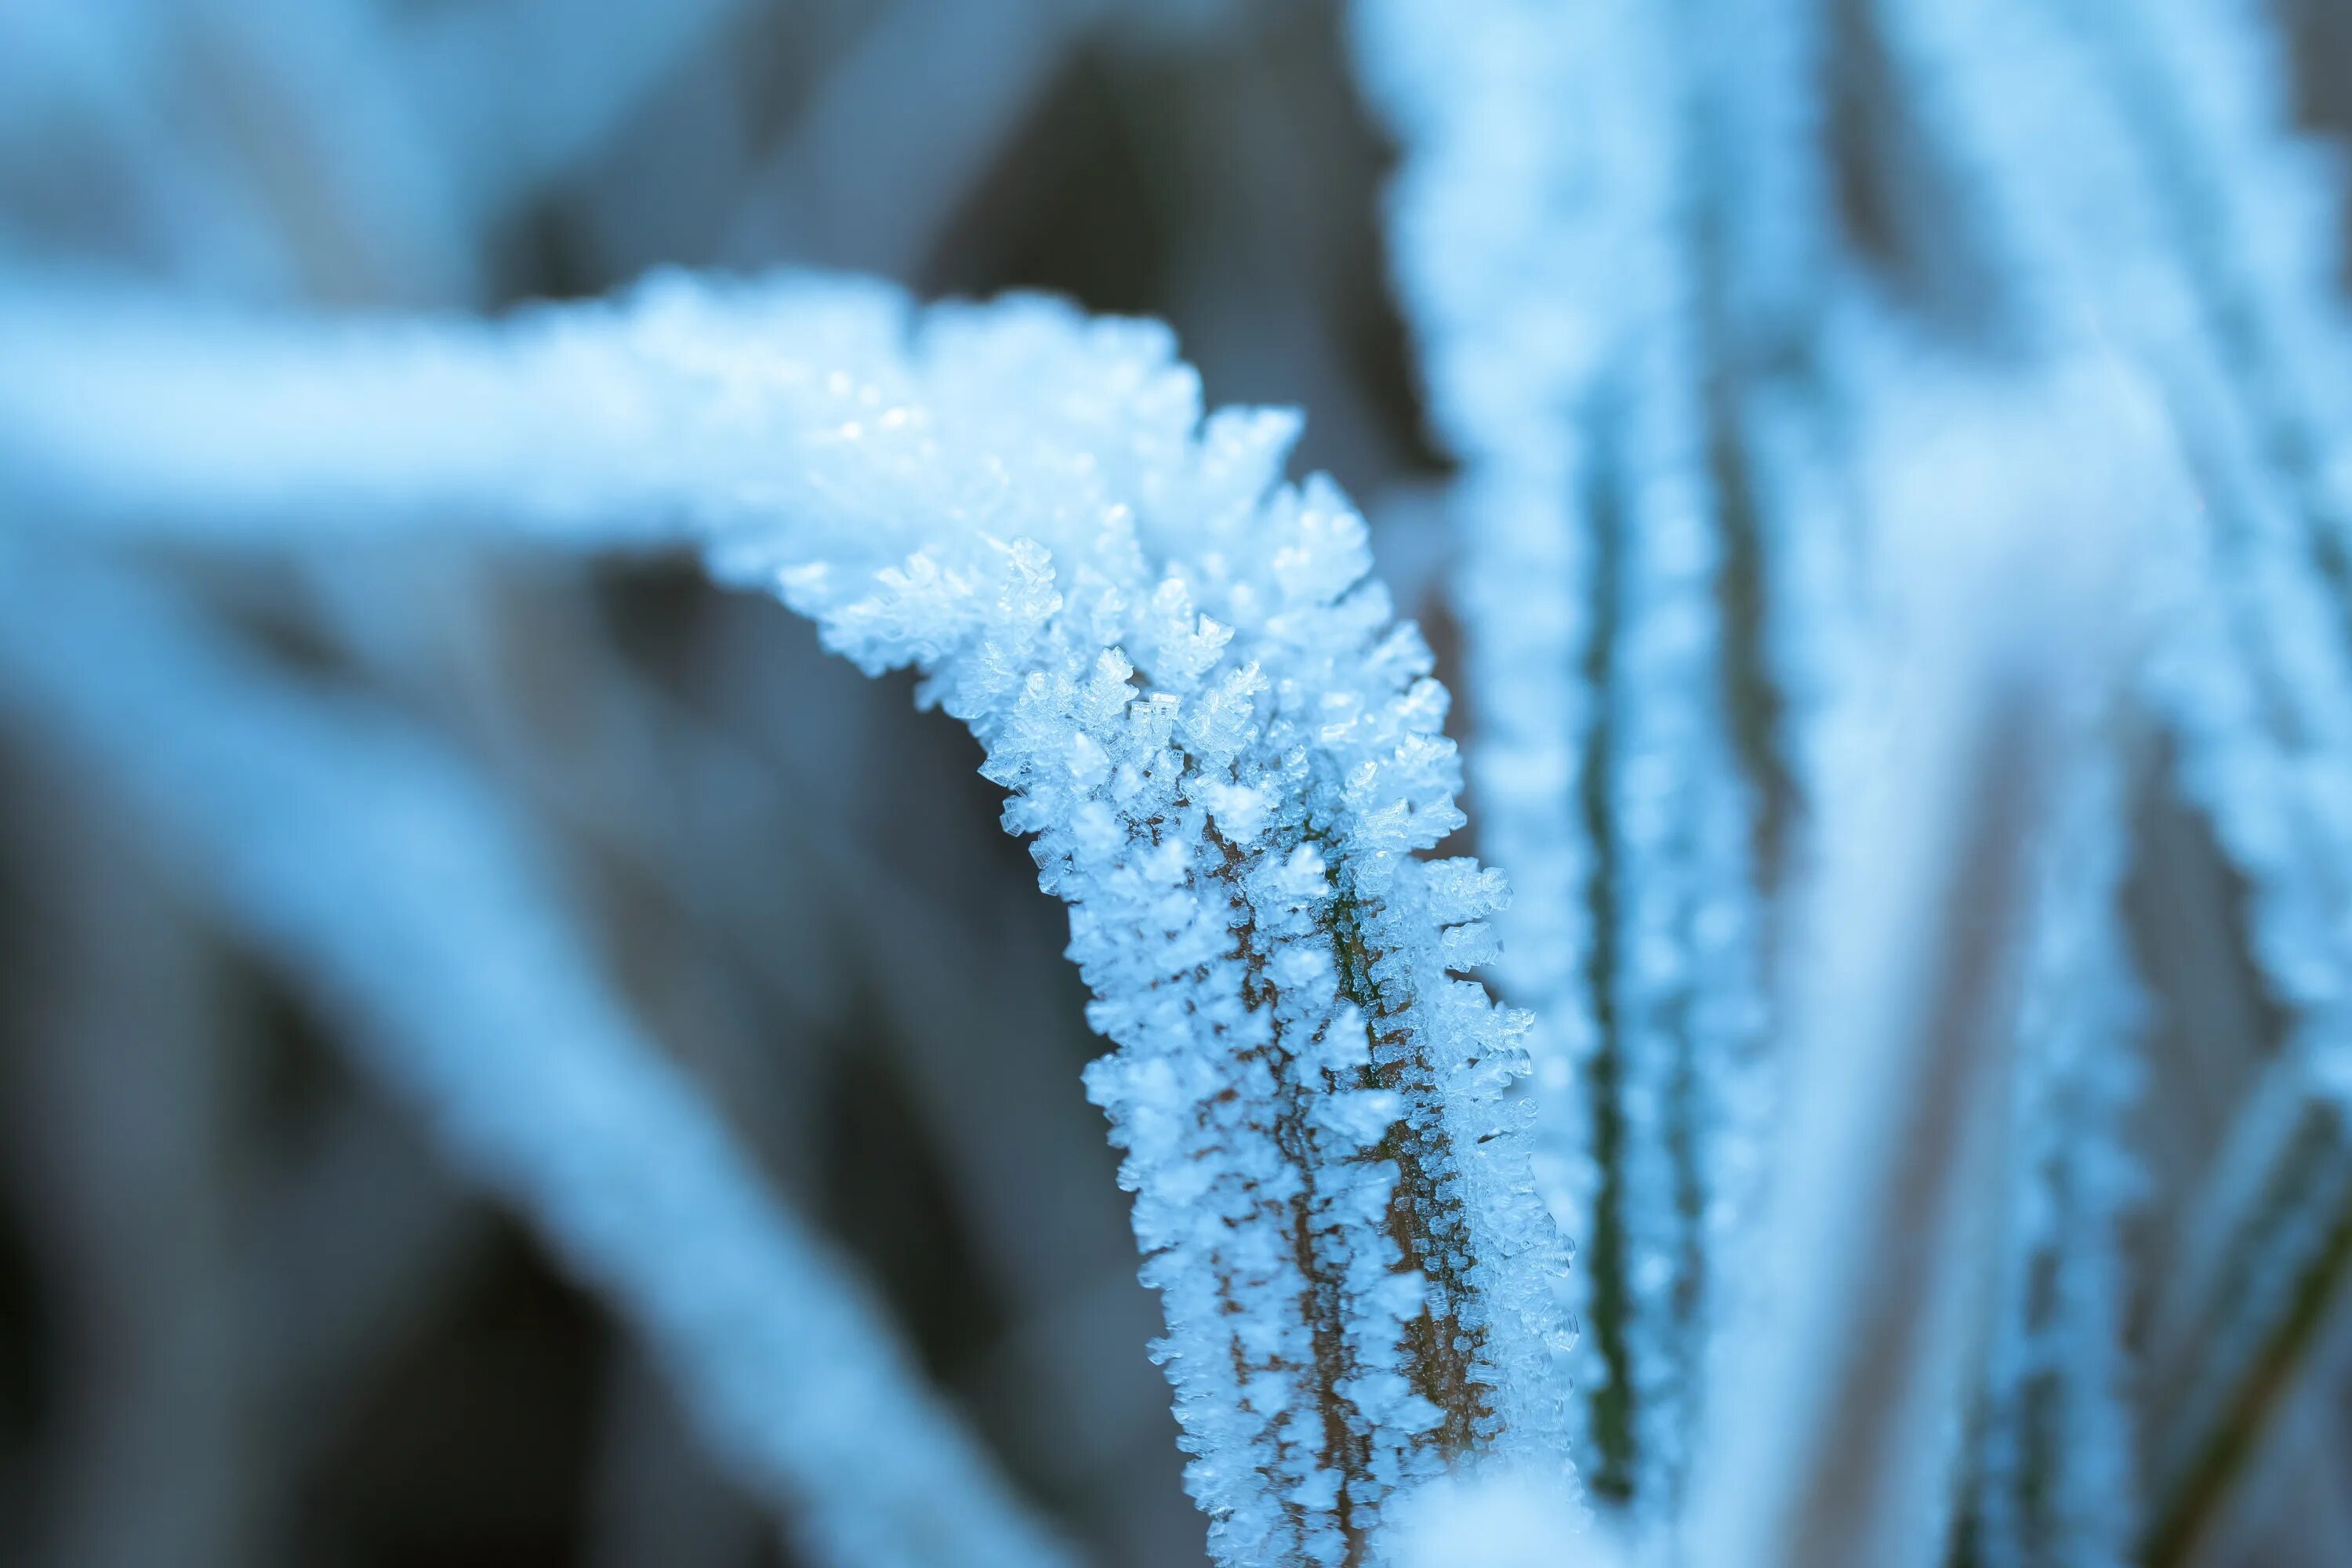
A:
[{"left": 686, "top": 281, "right": 1583, "bottom": 1561}]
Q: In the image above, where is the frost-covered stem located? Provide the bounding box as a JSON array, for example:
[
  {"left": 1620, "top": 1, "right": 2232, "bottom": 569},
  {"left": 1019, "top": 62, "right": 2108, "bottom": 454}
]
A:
[
  {"left": 1355, "top": 0, "right": 1768, "bottom": 1518},
  {"left": 1661, "top": 0, "right": 1846, "bottom": 1499},
  {"left": 0, "top": 274, "right": 1577, "bottom": 1562},
  {"left": 1958, "top": 742, "right": 2146, "bottom": 1568},
  {"left": 0, "top": 540, "right": 1075, "bottom": 1568},
  {"left": 1686, "top": 388, "right": 2132, "bottom": 1568},
  {"left": 1685, "top": 0, "right": 1836, "bottom": 895},
  {"left": 0, "top": 284, "right": 735, "bottom": 544}
]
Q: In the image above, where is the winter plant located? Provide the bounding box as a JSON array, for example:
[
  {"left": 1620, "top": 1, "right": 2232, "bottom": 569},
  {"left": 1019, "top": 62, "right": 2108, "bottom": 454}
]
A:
[{"left": 0, "top": 2, "right": 2349, "bottom": 1566}]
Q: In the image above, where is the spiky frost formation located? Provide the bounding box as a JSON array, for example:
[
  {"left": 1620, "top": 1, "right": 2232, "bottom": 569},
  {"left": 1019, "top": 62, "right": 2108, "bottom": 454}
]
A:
[
  {"left": 690, "top": 285, "right": 1581, "bottom": 1562},
  {"left": 0, "top": 272, "right": 1579, "bottom": 1563}
]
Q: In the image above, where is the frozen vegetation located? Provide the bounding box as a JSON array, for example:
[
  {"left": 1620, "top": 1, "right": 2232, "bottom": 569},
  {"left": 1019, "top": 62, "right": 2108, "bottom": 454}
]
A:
[{"left": 1, "top": 2, "right": 2351, "bottom": 1567}]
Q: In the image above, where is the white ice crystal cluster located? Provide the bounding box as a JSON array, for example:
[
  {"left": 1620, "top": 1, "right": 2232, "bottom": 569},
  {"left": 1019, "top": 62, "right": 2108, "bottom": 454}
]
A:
[{"left": 0, "top": 270, "right": 1578, "bottom": 1564}]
